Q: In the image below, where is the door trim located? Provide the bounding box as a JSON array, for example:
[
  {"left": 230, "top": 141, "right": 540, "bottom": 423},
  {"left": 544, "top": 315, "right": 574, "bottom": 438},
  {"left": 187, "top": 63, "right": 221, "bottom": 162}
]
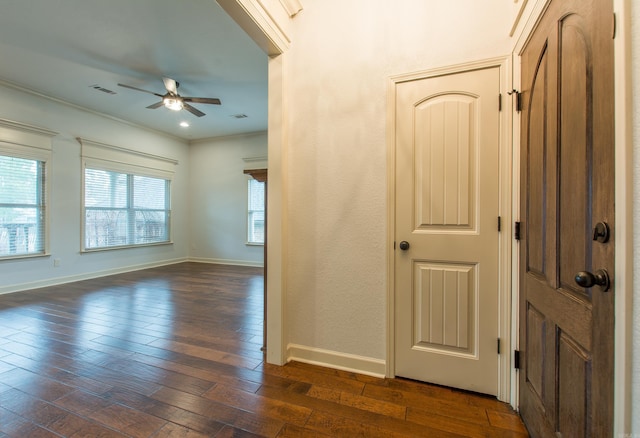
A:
[
  {"left": 511, "top": 0, "right": 633, "bottom": 431},
  {"left": 611, "top": 0, "right": 634, "bottom": 432},
  {"left": 613, "top": 0, "right": 640, "bottom": 436},
  {"left": 217, "top": 0, "right": 295, "bottom": 367},
  {"left": 386, "top": 56, "right": 514, "bottom": 403}
]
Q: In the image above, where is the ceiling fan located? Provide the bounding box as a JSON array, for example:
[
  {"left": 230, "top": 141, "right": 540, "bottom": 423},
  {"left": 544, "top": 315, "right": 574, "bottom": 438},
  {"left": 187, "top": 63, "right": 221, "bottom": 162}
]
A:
[{"left": 117, "top": 77, "right": 221, "bottom": 117}]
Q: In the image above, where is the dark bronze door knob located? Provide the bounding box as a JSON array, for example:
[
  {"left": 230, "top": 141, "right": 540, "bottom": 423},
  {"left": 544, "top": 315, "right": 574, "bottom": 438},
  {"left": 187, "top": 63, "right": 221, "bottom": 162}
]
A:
[{"left": 574, "top": 269, "right": 610, "bottom": 291}]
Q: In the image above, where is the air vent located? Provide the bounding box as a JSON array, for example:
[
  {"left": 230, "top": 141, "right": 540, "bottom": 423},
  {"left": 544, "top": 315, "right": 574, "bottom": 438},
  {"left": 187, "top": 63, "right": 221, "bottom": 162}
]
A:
[
  {"left": 89, "top": 85, "right": 116, "bottom": 95},
  {"left": 231, "top": 114, "right": 248, "bottom": 119}
]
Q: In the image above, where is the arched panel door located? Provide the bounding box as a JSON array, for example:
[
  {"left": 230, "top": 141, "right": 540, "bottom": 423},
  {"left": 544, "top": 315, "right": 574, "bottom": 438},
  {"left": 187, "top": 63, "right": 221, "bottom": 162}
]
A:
[{"left": 518, "top": 0, "right": 615, "bottom": 435}]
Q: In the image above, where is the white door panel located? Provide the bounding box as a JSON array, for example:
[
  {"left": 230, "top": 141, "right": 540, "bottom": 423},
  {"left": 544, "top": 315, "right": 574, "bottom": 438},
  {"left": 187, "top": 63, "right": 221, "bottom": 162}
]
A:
[{"left": 395, "top": 67, "right": 500, "bottom": 395}]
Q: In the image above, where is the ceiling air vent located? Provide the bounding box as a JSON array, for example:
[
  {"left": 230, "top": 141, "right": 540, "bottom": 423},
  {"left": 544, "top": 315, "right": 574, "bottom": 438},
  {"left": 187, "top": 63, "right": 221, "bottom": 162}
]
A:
[
  {"left": 89, "top": 84, "right": 117, "bottom": 95},
  {"left": 230, "top": 114, "right": 248, "bottom": 119}
]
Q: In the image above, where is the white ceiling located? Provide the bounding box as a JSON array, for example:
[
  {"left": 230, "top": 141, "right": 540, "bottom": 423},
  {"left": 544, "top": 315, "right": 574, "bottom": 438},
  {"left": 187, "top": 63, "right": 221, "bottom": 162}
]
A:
[{"left": 0, "top": 0, "right": 268, "bottom": 141}]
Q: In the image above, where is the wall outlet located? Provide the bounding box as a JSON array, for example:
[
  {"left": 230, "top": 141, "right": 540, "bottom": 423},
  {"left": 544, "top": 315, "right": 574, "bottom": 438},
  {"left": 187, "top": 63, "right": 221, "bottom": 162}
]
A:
[{"left": 53, "top": 258, "right": 61, "bottom": 267}]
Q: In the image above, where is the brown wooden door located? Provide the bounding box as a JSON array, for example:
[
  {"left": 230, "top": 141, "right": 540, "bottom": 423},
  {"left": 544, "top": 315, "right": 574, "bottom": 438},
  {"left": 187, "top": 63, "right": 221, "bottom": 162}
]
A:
[{"left": 518, "top": 0, "right": 615, "bottom": 436}]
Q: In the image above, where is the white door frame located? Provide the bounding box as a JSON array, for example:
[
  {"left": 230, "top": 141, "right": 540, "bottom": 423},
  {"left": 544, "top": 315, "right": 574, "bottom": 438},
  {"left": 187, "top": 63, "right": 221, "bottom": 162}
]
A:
[
  {"left": 610, "top": 0, "right": 634, "bottom": 432},
  {"left": 216, "top": 0, "right": 299, "bottom": 366},
  {"left": 386, "top": 56, "right": 514, "bottom": 403}
]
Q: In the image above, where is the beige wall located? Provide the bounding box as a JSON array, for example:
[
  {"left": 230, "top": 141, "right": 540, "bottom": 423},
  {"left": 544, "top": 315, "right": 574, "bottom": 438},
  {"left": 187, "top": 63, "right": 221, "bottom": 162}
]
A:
[
  {"left": 283, "top": 0, "right": 512, "bottom": 361},
  {"left": 631, "top": 0, "right": 640, "bottom": 432},
  {"left": 189, "top": 132, "right": 267, "bottom": 266}
]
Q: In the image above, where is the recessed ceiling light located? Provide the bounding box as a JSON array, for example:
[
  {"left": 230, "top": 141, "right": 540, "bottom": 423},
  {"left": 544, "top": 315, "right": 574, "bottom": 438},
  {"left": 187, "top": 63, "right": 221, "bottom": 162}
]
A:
[{"left": 179, "top": 121, "right": 189, "bottom": 128}]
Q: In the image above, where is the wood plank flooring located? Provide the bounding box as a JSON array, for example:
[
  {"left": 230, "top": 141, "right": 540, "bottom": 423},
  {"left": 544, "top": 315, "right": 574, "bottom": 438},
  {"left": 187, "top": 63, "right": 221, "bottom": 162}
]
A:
[{"left": 0, "top": 262, "right": 528, "bottom": 437}]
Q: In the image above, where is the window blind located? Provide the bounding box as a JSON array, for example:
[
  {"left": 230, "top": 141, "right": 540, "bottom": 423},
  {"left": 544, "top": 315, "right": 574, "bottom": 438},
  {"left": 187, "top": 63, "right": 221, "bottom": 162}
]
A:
[
  {"left": 84, "top": 169, "right": 170, "bottom": 249},
  {"left": 0, "top": 155, "right": 46, "bottom": 257},
  {"left": 79, "top": 138, "right": 176, "bottom": 251},
  {"left": 0, "top": 118, "right": 55, "bottom": 260},
  {"left": 247, "top": 179, "right": 265, "bottom": 244}
]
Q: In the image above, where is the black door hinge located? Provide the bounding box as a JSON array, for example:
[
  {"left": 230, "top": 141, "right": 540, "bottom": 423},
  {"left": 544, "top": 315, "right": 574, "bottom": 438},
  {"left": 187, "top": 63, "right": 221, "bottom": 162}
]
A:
[
  {"left": 508, "top": 89, "right": 522, "bottom": 112},
  {"left": 514, "top": 221, "right": 521, "bottom": 240},
  {"left": 498, "top": 216, "right": 502, "bottom": 232},
  {"left": 497, "top": 338, "right": 501, "bottom": 354},
  {"left": 514, "top": 350, "right": 521, "bottom": 369},
  {"left": 499, "top": 94, "right": 502, "bottom": 112}
]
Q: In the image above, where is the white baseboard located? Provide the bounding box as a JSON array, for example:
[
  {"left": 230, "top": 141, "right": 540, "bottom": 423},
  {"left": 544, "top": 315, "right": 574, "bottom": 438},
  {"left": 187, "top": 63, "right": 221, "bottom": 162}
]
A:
[
  {"left": 0, "top": 257, "right": 189, "bottom": 295},
  {"left": 188, "top": 257, "right": 264, "bottom": 268},
  {"left": 287, "top": 343, "right": 386, "bottom": 378},
  {"left": 1, "top": 257, "right": 264, "bottom": 295}
]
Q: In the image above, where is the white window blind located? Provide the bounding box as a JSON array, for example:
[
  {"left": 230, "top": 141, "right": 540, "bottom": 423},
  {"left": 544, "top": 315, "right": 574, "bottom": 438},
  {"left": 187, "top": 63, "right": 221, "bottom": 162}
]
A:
[
  {"left": 0, "top": 119, "right": 55, "bottom": 260},
  {"left": 0, "top": 155, "right": 46, "bottom": 258},
  {"left": 247, "top": 179, "right": 265, "bottom": 244},
  {"left": 79, "top": 138, "right": 176, "bottom": 251}
]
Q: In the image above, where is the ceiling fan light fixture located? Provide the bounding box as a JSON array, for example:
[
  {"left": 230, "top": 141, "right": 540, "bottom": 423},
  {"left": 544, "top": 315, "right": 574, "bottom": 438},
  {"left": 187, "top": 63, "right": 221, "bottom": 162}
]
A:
[
  {"left": 163, "top": 97, "right": 183, "bottom": 111},
  {"left": 118, "top": 79, "right": 218, "bottom": 118}
]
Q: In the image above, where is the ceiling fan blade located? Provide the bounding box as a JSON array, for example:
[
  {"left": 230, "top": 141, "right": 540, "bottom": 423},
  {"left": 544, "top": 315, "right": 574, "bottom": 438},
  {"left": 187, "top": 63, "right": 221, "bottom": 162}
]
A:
[
  {"left": 162, "top": 77, "right": 178, "bottom": 95},
  {"left": 146, "top": 101, "right": 165, "bottom": 109},
  {"left": 117, "top": 83, "right": 163, "bottom": 97},
  {"left": 183, "top": 103, "right": 205, "bottom": 117},
  {"left": 183, "top": 97, "right": 221, "bottom": 105}
]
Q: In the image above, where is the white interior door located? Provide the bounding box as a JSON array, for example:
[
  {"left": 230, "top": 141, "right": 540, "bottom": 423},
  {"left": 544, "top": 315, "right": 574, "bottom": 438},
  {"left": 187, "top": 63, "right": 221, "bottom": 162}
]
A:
[{"left": 394, "top": 66, "right": 501, "bottom": 395}]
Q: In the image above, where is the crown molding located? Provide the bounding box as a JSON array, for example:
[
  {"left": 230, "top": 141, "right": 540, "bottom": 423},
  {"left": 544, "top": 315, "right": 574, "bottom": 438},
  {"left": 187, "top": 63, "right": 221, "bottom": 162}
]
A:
[
  {"left": 77, "top": 137, "right": 178, "bottom": 166},
  {"left": 0, "top": 117, "right": 57, "bottom": 138},
  {"left": 217, "top": 0, "right": 291, "bottom": 55},
  {"left": 279, "top": 0, "right": 302, "bottom": 17}
]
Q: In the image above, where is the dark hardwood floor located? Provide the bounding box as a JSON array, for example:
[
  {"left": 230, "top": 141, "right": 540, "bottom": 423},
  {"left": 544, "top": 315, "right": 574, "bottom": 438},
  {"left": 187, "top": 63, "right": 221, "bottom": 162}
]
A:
[{"left": 0, "top": 262, "right": 528, "bottom": 437}]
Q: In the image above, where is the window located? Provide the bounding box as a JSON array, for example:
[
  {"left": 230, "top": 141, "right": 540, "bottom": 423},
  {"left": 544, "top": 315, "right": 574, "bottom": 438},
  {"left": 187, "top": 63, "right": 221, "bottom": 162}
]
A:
[
  {"left": 84, "top": 168, "right": 171, "bottom": 250},
  {"left": 0, "top": 154, "right": 46, "bottom": 258},
  {"left": 79, "top": 137, "right": 176, "bottom": 252},
  {"left": 247, "top": 179, "right": 265, "bottom": 244}
]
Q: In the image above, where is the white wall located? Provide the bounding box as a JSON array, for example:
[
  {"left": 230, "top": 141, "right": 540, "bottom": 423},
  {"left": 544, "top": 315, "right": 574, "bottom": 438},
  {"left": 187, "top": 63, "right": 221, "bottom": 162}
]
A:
[
  {"left": 0, "top": 83, "right": 190, "bottom": 293},
  {"left": 189, "top": 132, "right": 267, "bottom": 266},
  {"left": 284, "top": 1, "right": 512, "bottom": 361}
]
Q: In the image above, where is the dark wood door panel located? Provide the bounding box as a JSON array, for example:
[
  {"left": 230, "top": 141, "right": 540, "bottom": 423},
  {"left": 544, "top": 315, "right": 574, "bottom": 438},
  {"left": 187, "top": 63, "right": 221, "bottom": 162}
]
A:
[
  {"left": 519, "top": 0, "right": 614, "bottom": 436},
  {"left": 524, "top": 41, "right": 548, "bottom": 280},
  {"left": 558, "top": 331, "right": 591, "bottom": 437},
  {"left": 524, "top": 276, "right": 592, "bottom": 350},
  {"left": 524, "top": 303, "right": 546, "bottom": 403}
]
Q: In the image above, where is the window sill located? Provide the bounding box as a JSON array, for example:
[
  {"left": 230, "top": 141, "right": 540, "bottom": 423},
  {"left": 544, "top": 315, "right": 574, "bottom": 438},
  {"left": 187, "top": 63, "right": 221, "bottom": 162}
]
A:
[
  {"left": 81, "top": 241, "right": 174, "bottom": 253},
  {"left": 0, "top": 252, "right": 49, "bottom": 262},
  {"left": 245, "top": 242, "right": 265, "bottom": 247}
]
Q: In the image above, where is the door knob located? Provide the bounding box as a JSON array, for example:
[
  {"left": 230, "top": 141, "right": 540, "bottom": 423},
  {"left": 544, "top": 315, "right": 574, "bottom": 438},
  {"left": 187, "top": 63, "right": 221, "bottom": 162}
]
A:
[
  {"left": 399, "top": 241, "right": 410, "bottom": 250},
  {"left": 574, "top": 269, "right": 610, "bottom": 291}
]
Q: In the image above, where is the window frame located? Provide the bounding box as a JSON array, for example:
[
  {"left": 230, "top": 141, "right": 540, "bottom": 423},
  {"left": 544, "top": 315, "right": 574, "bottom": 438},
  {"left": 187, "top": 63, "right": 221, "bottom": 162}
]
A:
[
  {"left": 246, "top": 177, "right": 265, "bottom": 246},
  {"left": 79, "top": 138, "right": 176, "bottom": 253},
  {"left": 0, "top": 147, "right": 50, "bottom": 260},
  {"left": 82, "top": 167, "right": 172, "bottom": 251},
  {"left": 0, "top": 119, "right": 55, "bottom": 262}
]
